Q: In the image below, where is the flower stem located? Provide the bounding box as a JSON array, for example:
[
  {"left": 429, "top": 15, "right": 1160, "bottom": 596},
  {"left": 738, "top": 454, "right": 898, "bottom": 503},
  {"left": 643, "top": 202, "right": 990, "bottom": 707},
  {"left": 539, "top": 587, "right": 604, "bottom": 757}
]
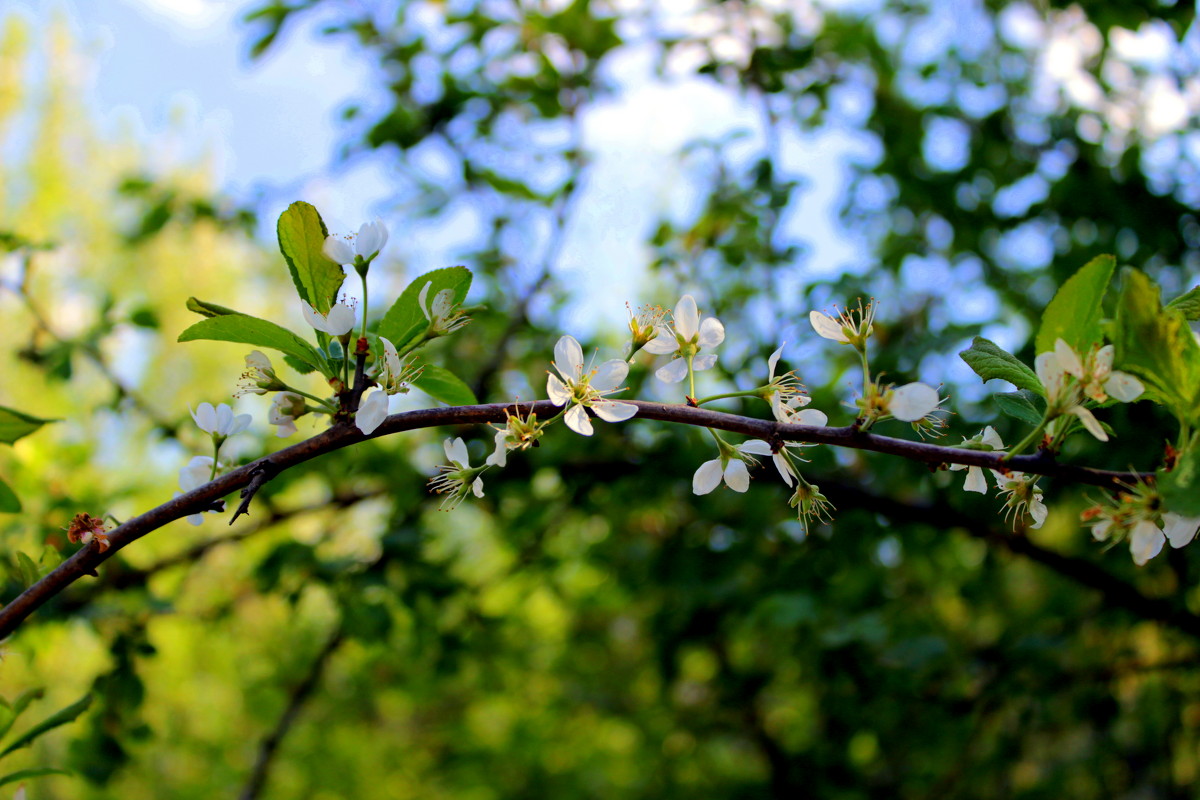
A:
[
  {"left": 209, "top": 439, "right": 220, "bottom": 481},
  {"left": 687, "top": 355, "right": 696, "bottom": 400},
  {"left": 1006, "top": 416, "right": 1051, "bottom": 459},
  {"left": 692, "top": 389, "right": 763, "bottom": 406},
  {"left": 359, "top": 273, "right": 370, "bottom": 342}
]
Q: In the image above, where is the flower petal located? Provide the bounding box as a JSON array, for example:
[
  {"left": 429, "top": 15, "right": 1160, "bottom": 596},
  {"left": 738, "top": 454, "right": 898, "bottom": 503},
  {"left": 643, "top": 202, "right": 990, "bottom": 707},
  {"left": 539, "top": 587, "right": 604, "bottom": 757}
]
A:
[
  {"left": 301, "top": 302, "right": 328, "bottom": 333},
  {"left": 981, "top": 426, "right": 1004, "bottom": 450},
  {"left": 547, "top": 374, "right": 572, "bottom": 406},
  {"left": 767, "top": 344, "right": 785, "bottom": 381},
  {"left": 795, "top": 408, "right": 828, "bottom": 427},
  {"left": 724, "top": 459, "right": 750, "bottom": 492},
  {"left": 738, "top": 439, "right": 773, "bottom": 456},
  {"left": 1070, "top": 405, "right": 1108, "bottom": 441},
  {"left": 418, "top": 282, "right": 432, "bottom": 318},
  {"left": 962, "top": 466, "right": 987, "bottom": 494},
  {"left": 692, "top": 459, "right": 723, "bottom": 495},
  {"left": 592, "top": 400, "right": 637, "bottom": 423},
  {"left": 1029, "top": 494, "right": 1049, "bottom": 529},
  {"left": 326, "top": 303, "right": 357, "bottom": 336},
  {"left": 691, "top": 354, "right": 718, "bottom": 372},
  {"left": 486, "top": 430, "right": 508, "bottom": 468},
  {"left": 810, "top": 311, "right": 848, "bottom": 342},
  {"left": 1035, "top": 352, "right": 1065, "bottom": 400},
  {"left": 697, "top": 316, "right": 725, "bottom": 349},
  {"left": 554, "top": 335, "right": 584, "bottom": 379},
  {"left": 1130, "top": 519, "right": 1165, "bottom": 565},
  {"left": 471, "top": 477, "right": 485, "bottom": 498},
  {"left": 192, "top": 402, "right": 216, "bottom": 433},
  {"left": 642, "top": 330, "right": 677, "bottom": 354},
  {"left": 772, "top": 452, "right": 794, "bottom": 486},
  {"left": 1163, "top": 512, "right": 1200, "bottom": 549},
  {"left": 674, "top": 295, "right": 699, "bottom": 340},
  {"left": 655, "top": 357, "right": 689, "bottom": 384},
  {"left": 356, "top": 219, "right": 388, "bottom": 257},
  {"left": 591, "top": 359, "right": 629, "bottom": 392},
  {"left": 564, "top": 404, "right": 594, "bottom": 436},
  {"left": 355, "top": 391, "right": 389, "bottom": 435},
  {"left": 323, "top": 235, "right": 355, "bottom": 265},
  {"left": 445, "top": 437, "right": 469, "bottom": 465},
  {"left": 890, "top": 382, "right": 940, "bottom": 422},
  {"left": 1054, "top": 338, "right": 1084, "bottom": 378},
  {"left": 1105, "top": 371, "right": 1144, "bottom": 403}
]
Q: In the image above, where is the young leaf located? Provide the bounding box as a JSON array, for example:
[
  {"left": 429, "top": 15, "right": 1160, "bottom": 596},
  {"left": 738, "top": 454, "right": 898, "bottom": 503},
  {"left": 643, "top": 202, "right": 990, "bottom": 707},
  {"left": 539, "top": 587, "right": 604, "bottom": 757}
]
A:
[
  {"left": 178, "top": 316, "right": 325, "bottom": 374},
  {"left": 185, "top": 296, "right": 243, "bottom": 318},
  {"left": 378, "top": 267, "right": 472, "bottom": 352},
  {"left": 1166, "top": 285, "right": 1200, "bottom": 321},
  {"left": 1160, "top": 437, "right": 1200, "bottom": 517},
  {"left": 1112, "top": 269, "right": 1200, "bottom": 425},
  {"left": 958, "top": 337, "right": 1043, "bottom": 395},
  {"left": 0, "top": 407, "right": 56, "bottom": 447},
  {"left": 1035, "top": 254, "right": 1116, "bottom": 356},
  {"left": 0, "top": 478, "right": 18, "bottom": 514},
  {"left": 277, "top": 201, "right": 344, "bottom": 314},
  {"left": 994, "top": 390, "right": 1046, "bottom": 426},
  {"left": 413, "top": 365, "right": 477, "bottom": 406},
  {"left": 14, "top": 552, "right": 37, "bottom": 588},
  {"left": 0, "top": 767, "right": 71, "bottom": 788},
  {"left": 0, "top": 694, "right": 92, "bottom": 759}
]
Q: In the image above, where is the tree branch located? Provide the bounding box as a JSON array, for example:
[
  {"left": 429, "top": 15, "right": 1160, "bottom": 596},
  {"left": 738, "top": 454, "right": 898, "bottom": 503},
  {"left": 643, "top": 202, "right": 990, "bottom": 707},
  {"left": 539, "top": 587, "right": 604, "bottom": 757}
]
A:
[
  {"left": 237, "top": 625, "right": 345, "bottom": 800},
  {"left": 0, "top": 400, "right": 1153, "bottom": 638}
]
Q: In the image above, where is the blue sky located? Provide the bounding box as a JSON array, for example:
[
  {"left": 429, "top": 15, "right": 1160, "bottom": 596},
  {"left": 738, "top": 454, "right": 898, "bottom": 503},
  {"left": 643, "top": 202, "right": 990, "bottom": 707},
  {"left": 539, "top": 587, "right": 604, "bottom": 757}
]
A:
[{"left": 12, "top": 0, "right": 865, "bottom": 340}]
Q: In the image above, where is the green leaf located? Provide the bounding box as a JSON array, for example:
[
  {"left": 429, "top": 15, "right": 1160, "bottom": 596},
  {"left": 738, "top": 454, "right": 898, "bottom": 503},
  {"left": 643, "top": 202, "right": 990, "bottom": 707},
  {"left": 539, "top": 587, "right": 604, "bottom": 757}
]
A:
[
  {"left": 1161, "top": 435, "right": 1200, "bottom": 517},
  {"left": 0, "top": 478, "right": 18, "bottom": 513},
  {"left": 958, "top": 337, "right": 1043, "bottom": 395},
  {"left": 282, "top": 354, "right": 317, "bottom": 375},
  {"left": 0, "top": 767, "right": 71, "bottom": 788},
  {"left": 378, "top": 267, "right": 472, "bottom": 352},
  {"left": 1167, "top": 285, "right": 1200, "bottom": 321},
  {"left": 14, "top": 552, "right": 37, "bottom": 588},
  {"left": 0, "top": 694, "right": 91, "bottom": 759},
  {"left": 185, "top": 296, "right": 243, "bottom": 318},
  {"left": 413, "top": 365, "right": 477, "bottom": 406},
  {"left": 994, "top": 390, "right": 1046, "bottom": 426},
  {"left": 0, "top": 406, "right": 56, "bottom": 446},
  {"left": 1035, "top": 254, "right": 1116, "bottom": 356},
  {"left": 277, "top": 201, "right": 344, "bottom": 314},
  {"left": 178, "top": 315, "right": 324, "bottom": 373},
  {"left": 1112, "top": 269, "right": 1200, "bottom": 424}
]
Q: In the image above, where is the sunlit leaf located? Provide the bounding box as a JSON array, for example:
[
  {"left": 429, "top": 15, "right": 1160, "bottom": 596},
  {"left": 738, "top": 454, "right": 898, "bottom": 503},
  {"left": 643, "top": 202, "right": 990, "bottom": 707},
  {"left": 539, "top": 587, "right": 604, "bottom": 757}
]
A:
[
  {"left": 958, "top": 337, "right": 1042, "bottom": 395},
  {"left": 378, "top": 267, "right": 472, "bottom": 352},
  {"left": 1035, "top": 254, "right": 1115, "bottom": 356},
  {"left": 178, "top": 315, "right": 325, "bottom": 373},
  {"left": 277, "top": 201, "right": 345, "bottom": 314},
  {"left": 413, "top": 364, "right": 477, "bottom": 406}
]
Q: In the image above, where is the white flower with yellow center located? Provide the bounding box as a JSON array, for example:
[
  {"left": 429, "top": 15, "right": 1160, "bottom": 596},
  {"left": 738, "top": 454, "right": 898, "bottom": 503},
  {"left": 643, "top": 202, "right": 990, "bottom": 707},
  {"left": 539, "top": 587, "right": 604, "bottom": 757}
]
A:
[
  {"left": 643, "top": 295, "right": 725, "bottom": 384},
  {"left": 546, "top": 335, "right": 637, "bottom": 436}
]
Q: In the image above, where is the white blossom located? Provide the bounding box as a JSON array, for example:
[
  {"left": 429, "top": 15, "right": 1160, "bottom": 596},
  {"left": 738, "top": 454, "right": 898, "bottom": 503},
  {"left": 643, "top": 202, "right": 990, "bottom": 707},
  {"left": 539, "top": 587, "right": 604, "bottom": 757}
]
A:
[
  {"left": 643, "top": 295, "right": 725, "bottom": 383},
  {"left": 949, "top": 427, "right": 1005, "bottom": 494},
  {"left": 546, "top": 335, "right": 637, "bottom": 436},
  {"left": 190, "top": 402, "right": 251, "bottom": 438},
  {"left": 889, "top": 382, "right": 942, "bottom": 422},
  {"left": 428, "top": 437, "right": 486, "bottom": 510},
  {"left": 355, "top": 390, "right": 389, "bottom": 435},
  {"left": 323, "top": 219, "right": 389, "bottom": 265},
  {"left": 177, "top": 455, "right": 216, "bottom": 526},
  {"left": 269, "top": 392, "right": 305, "bottom": 438},
  {"left": 693, "top": 440, "right": 770, "bottom": 495},
  {"left": 302, "top": 301, "right": 356, "bottom": 336},
  {"left": 419, "top": 282, "right": 470, "bottom": 335}
]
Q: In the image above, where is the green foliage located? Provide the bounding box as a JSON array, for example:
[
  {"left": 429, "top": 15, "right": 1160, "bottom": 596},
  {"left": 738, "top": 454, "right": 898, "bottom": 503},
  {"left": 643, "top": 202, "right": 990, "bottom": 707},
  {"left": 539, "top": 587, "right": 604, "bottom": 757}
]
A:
[
  {"left": 1035, "top": 254, "right": 1116, "bottom": 356},
  {"left": 1160, "top": 434, "right": 1200, "bottom": 517},
  {"left": 1113, "top": 269, "right": 1200, "bottom": 425},
  {"left": 0, "top": 406, "right": 55, "bottom": 446},
  {"left": 177, "top": 314, "right": 326, "bottom": 374},
  {"left": 1167, "top": 285, "right": 1200, "bottom": 321},
  {"left": 412, "top": 364, "right": 477, "bottom": 407},
  {"left": 378, "top": 266, "right": 472, "bottom": 351},
  {"left": 0, "top": 478, "right": 18, "bottom": 513},
  {"left": 958, "top": 337, "right": 1043, "bottom": 394},
  {"left": 994, "top": 390, "right": 1046, "bottom": 426},
  {"left": 276, "top": 200, "right": 344, "bottom": 314}
]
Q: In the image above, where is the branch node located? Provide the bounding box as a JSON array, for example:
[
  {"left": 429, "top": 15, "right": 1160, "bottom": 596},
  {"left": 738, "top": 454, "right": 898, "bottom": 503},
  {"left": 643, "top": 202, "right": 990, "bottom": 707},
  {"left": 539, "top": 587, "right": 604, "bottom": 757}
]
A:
[{"left": 230, "top": 461, "right": 277, "bottom": 526}]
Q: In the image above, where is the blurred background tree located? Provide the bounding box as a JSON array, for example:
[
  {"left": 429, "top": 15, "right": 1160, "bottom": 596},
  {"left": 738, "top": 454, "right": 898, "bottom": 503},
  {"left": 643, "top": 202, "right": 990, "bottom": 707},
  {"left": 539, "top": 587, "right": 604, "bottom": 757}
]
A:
[{"left": 2, "top": 1, "right": 1199, "bottom": 797}]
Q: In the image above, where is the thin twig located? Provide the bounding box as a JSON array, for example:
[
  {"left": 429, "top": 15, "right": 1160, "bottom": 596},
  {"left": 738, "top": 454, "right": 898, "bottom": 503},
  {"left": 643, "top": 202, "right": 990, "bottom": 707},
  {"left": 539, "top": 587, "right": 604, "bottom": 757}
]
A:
[
  {"left": 238, "top": 625, "right": 345, "bottom": 800},
  {"left": 0, "top": 400, "right": 1155, "bottom": 639}
]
